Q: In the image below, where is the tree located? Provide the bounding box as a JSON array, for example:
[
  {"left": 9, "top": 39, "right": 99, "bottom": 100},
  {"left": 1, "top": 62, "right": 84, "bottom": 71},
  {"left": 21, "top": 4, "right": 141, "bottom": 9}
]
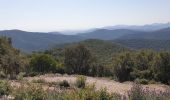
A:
[
  {"left": 0, "top": 37, "right": 25, "bottom": 79},
  {"left": 113, "top": 52, "right": 134, "bottom": 82},
  {"left": 64, "top": 44, "right": 93, "bottom": 75},
  {"left": 152, "top": 52, "right": 170, "bottom": 84},
  {"left": 30, "top": 54, "right": 56, "bottom": 73}
]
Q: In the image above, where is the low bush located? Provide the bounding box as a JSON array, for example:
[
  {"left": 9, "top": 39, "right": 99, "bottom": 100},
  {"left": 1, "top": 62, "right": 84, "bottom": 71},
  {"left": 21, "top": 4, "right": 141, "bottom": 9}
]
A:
[
  {"left": 0, "top": 71, "right": 6, "bottom": 79},
  {"left": 148, "top": 80, "right": 157, "bottom": 84},
  {"left": 0, "top": 80, "right": 12, "bottom": 96},
  {"left": 62, "top": 84, "right": 121, "bottom": 100},
  {"left": 59, "top": 80, "right": 70, "bottom": 88},
  {"left": 135, "top": 78, "right": 149, "bottom": 85},
  {"left": 27, "top": 72, "right": 39, "bottom": 77},
  {"left": 128, "top": 84, "right": 145, "bottom": 100},
  {"left": 128, "top": 83, "right": 170, "bottom": 100},
  {"left": 16, "top": 72, "right": 26, "bottom": 80},
  {"left": 98, "top": 88, "right": 121, "bottom": 100},
  {"left": 75, "top": 75, "right": 86, "bottom": 88},
  {"left": 14, "top": 84, "right": 47, "bottom": 100}
]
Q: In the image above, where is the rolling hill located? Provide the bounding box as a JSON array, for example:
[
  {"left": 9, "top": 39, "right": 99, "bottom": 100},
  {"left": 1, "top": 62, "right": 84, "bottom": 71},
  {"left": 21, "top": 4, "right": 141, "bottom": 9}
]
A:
[
  {"left": 114, "top": 39, "right": 170, "bottom": 51},
  {"left": 114, "top": 27, "right": 170, "bottom": 51},
  {"left": 47, "top": 39, "right": 130, "bottom": 65},
  {"left": 78, "top": 29, "right": 144, "bottom": 40},
  {"left": 0, "top": 30, "right": 84, "bottom": 53},
  {"left": 0, "top": 27, "right": 170, "bottom": 53},
  {"left": 118, "top": 27, "right": 170, "bottom": 40}
]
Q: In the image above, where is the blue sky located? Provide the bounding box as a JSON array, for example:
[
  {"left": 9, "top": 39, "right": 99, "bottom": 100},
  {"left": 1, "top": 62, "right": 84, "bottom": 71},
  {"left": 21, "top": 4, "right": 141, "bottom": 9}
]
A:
[{"left": 0, "top": 0, "right": 170, "bottom": 31}]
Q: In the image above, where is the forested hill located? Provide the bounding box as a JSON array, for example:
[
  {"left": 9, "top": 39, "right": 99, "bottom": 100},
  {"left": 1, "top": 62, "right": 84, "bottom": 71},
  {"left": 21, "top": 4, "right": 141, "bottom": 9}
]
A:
[
  {"left": 47, "top": 39, "right": 130, "bottom": 65},
  {"left": 114, "top": 39, "right": 170, "bottom": 51},
  {"left": 0, "top": 30, "right": 84, "bottom": 53},
  {"left": 78, "top": 29, "right": 145, "bottom": 40},
  {"left": 114, "top": 27, "right": 170, "bottom": 51},
  {"left": 118, "top": 27, "right": 170, "bottom": 40}
]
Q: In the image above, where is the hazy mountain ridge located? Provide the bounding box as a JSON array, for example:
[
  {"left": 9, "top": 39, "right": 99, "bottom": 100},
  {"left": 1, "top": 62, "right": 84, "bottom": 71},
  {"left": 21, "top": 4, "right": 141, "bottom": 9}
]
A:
[
  {"left": 77, "top": 29, "right": 145, "bottom": 40},
  {"left": 118, "top": 27, "right": 170, "bottom": 40},
  {"left": 103, "top": 22, "right": 170, "bottom": 31},
  {"left": 0, "top": 30, "right": 84, "bottom": 52},
  {"left": 0, "top": 23, "right": 170, "bottom": 52}
]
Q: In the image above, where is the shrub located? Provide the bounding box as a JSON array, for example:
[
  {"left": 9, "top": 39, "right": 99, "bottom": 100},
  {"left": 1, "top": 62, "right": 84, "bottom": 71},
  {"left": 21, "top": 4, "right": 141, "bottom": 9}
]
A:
[
  {"left": 16, "top": 72, "right": 26, "bottom": 80},
  {"left": 0, "top": 80, "right": 12, "bottom": 96},
  {"left": 98, "top": 88, "right": 121, "bottom": 100},
  {"left": 30, "top": 54, "right": 57, "bottom": 74},
  {"left": 14, "top": 84, "right": 47, "bottom": 100},
  {"left": 59, "top": 80, "right": 70, "bottom": 88},
  {"left": 64, "top": 44, "right": 93, "bottom": 75},
  {"left": 135, "top": 78, "right": 149, "bottom": 85},
  {"left": 27, "top": 72, "right": 39, "bottom": 77},
  {"left": 113, "top": 52, "right": 133, "bottom": 82},
  {"left": 148, "top": 80, "right": 156, "bottom": 84},
  {"left": 128, "top": 84, "right": 145, "bottom": 100},
  {"left": 75, "top": 75, "right": 86, "bottom": 88},
  {"left": 47, "top": 92, "right": 65, "bottom": 100},
  {"left": 128, "top": 83, "right": 170, "bottom": 100},
  {"left": 0, "top": 71, "right": 6, "bottom": 79},
  {"left": 63, "top": 84, "right": 120, "bottom": 100}
]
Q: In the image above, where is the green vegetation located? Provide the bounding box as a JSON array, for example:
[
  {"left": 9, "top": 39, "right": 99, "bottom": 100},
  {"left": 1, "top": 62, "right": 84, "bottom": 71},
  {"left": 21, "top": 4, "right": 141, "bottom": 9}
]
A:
[
  {"left": 1, "top": 36, "right": 170, "bottom": 99},
  {"left": 0, "top": 37, "right": 27, "bottom": 79},
  {"left": 46, "top": 39, "right": 129, "bottom": 77},
  {"left": 13, "top": 83, "right": 121, "bottom": 100},
  {"left": 64, "top": 44, "right": 94, "bottom": 75},
  {"left": 59, "top": 80, "right": 70, "bottom": 88},
  {"left": 30, "top": 54, "right": 57, "bottom": 74},
  {"left": 54, "top": 39, "right": 129, "bottom": 65},
  {"left": 128, "top": 84, "right": 170, "bottom": 100},
  {"left": 1, "top": 36, "right": 170, "bottom": 84},
  {"left": 14, "top": 84, "right": 47, "bottom": 100},
  {"left": 75, "top": 75, "right": 86, "bottom": 88},
  {"left": 114, "top": 39, "right": 170, "bottom": 51},
  {"left": 11, "top": 82, "right": 170, "bottom": 100},
  {"left": 113, "top": 50, "right": 170, "bottom": 85},
  {"left": 0, "top": 80, "right": 12, "bottom": 96}
]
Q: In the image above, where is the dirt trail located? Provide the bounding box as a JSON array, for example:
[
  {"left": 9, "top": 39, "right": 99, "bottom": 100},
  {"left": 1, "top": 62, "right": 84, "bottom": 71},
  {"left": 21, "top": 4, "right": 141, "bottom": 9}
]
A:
[{"left": 25, "top": 74, "right": 169, "bottom": 96}]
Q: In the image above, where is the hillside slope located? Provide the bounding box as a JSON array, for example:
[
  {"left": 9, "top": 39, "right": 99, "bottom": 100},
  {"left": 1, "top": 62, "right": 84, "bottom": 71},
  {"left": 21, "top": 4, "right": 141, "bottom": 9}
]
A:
[
  {"left": 78, "top": 29, "right": 144, "bottom": 40},
  {"left": 115, "top": 28, "right": 170, "bottom": 51},
  {"left": 118, "top": 27, "right": 170, "bottom": 40},
  {"left": 114, "top": 39, "right": 170, "bottom": 51},
  {"left": 48, "top": 39, "right": 130, "bottom": 65},
  {"left": 0, "top": 30, "right": 84, "bottom": 52}
]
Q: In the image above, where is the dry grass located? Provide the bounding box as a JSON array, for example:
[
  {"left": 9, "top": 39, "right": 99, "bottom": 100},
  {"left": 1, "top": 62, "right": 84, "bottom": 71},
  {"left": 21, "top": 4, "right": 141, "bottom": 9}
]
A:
[{"left": 10, "top": 74, "right": 170, "bottom": 97}]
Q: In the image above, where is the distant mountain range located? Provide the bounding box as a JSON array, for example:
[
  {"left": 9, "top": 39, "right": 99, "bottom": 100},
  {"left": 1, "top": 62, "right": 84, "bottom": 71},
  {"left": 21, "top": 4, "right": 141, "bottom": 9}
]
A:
[
  {"left": 77, "top": 29, "right": 145, "bottom": 40},
  {"left": 113, "top": 27, "right": 170, "bottom": 51},
  {"left": 0, "top": 23, "right": 170, "bottom": 53},
  {"left": 118, "top": 27, "right": 170, "bottom": 40},
  {"left": 103, "top": 22, "right": 170, "bottom": 31}
]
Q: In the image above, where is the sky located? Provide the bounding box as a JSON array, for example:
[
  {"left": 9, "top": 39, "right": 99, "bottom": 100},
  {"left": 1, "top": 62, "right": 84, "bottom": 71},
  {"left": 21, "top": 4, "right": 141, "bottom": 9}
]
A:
[{"left": 0, "top": 0, "right": 170, "bottom": 32}]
